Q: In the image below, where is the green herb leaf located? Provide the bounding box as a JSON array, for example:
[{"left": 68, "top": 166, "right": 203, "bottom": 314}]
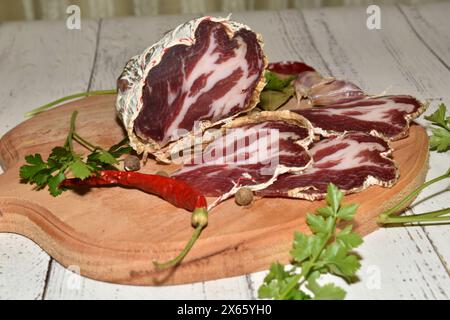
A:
[
  {"left": 429, "top": 127, "right": 450, "bottom": 152},
  {"left": 259, "top": 90, "right": 293, "bottom": 111},
  {"left": 48, "top": 172, "right": 66, "bottom": 196},
  {"left": 259, "top": 71, "right": 297, "bottom": 111},
  {"left": 290, "top": 232, "right": 311, "bottom": 263},
  {"left": 316, "top": 206, "right": 334, "bottom": 218},
  {"left": 425, "top": 104, "right": 450, "bottom": 152},
  {"left": 108, "top": 137, "right": 133, "bottom": 157},
  {"left": 425, "top": 104, "right": 449, "bottom": 129},
  {"left": 326, "top": 183, "right": 343, "bottom": 214},
  {"left": 258, "top": 263, "right": 310, "bottom": 300},
  {"left": 306, "top": 213, "right": 327, "bottom": 234},
  {"left": 97, "top": 150, "right": 118, "bottom": 165},
  {"left": 306, "top": 272, "right": 346, "bottom": 300},
  {"left": 321, "top": 242, "right": 361, "bottom": 280},
  {"left": 337, "top": 203, "right": 359, "bottom": 221},
  {"left": 264, "top": 71, "right": 296, "bottom": 91},
  {"left": 336, "top": 225, "right": 363, "bottom": 249},
  {"left": 69, "top": 158, "right": 92, "bottom": 180},
  {"left": 19, "top": 154, "right": 48, "bottom": 180}
]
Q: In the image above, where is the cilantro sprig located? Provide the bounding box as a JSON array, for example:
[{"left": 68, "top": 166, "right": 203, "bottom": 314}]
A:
[
  {"left": 19, "top": 111, "right": 132, "bottom": 196},
  {"left": 424, "top": 103, "right": 450, "bottom": 152},
  {"left": 258, "top": 184, "right": 362, "bottom": 300}
]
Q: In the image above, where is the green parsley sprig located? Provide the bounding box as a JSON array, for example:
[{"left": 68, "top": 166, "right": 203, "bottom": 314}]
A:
[
  {"left": 258, "top": 184, "right": 363, "bottom": 300},
  {"left": 19, "top": 111, "right": 132, "bottom": 196},
  {"left": 424, "top": 103, "right": 450, "bottom": 152}
]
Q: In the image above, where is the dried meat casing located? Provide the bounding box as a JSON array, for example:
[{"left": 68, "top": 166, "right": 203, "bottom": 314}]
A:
[
  {"left": 116, "top": 17, "right": 267, "bottom": 162},
  {"left": 258, "top": 131, "right": 398, "bottom": 200},
  {"left": 294, "top": 95, "right": 426, "bottom": 140},
  {"left": 172, "top": 111, "right": 313, "bottom": 203}
]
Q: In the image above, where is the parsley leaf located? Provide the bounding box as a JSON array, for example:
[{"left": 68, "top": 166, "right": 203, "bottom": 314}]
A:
[
  {"left": 20, "top": 154, "right": 48, "bottom": 180},
  {"left": 425, "top": 103, "right": 450, "bottom": 152},
  {"left": 69, "top": 158, "right": 93, "bottom": 180},
  {"left": 264, "top": 71, "right": 296, "bottom": 91},
  {"left": 306, "top": 272, "right": 346, "bottom": 300},
  {"left": 258, "top": 183, "right": 363, "bottom": 300},
  {"left": 48, "top": 172, "right": 67, "bottom": 196},
  {"left": 429, "top": 127, "right": 450, "bottom": 152}
]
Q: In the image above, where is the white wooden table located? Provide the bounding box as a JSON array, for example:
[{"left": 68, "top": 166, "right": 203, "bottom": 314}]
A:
[{"left": 1, "top": 2, "right": 449, "bottom": 300}]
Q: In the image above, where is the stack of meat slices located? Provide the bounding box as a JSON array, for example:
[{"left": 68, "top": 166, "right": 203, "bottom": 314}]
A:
[
  {"left": 172, "top": 111, "right": 314, "bottom": 206},
  {"left": 172, "top": 61, "right": 426, "bottom": 204}
]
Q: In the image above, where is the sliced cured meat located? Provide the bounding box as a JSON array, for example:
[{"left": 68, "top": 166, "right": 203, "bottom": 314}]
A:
[
  {"left": 294, "top": 71, "right": 364, "bottom": 106},
  {"left": 116, "top": 16, "right": 267, "bottom": 162},
  {"left": 267, "top": 61, "right": 315, "bottom": 75},
  {"left": 172, "top": 111, "right": 313, "bottom": 205},
  {"left": 293, "top": 95, "right": 426, "bottom": 140},
  {"left": 258, "top": 132, "right": 398, "bottom": 200},
  {"left": 267, "top": 61, "right": 364, "bottom": 108}
]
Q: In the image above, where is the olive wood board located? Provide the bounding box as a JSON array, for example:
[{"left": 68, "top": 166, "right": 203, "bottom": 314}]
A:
[{"left": 0, "top": 95, "right": 429, "bottom": 285}]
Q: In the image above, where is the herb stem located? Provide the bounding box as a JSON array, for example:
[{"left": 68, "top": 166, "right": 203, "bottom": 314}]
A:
[
  {"left": 25, "top": 89, "right": 117, "bottom": 117},
  {"left": 378, "top": 171, "right": 450, "bottom": 221},
  {"left": 73, "top": 133, "right": 99, "bottom": 152},
  {"left": 379, "top": 207, "right": 450, "bottom": 225},
  {"left": 65, "top": 111, "right": 78, "bottom": 153}
]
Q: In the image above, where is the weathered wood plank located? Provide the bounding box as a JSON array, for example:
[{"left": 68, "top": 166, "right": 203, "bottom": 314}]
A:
[
  {"left": 297, "top": 5, "right": 450, "bottom": 102},
  {"left": 44, "top": 261, "right": 254, "bottom": 299},
  {"left": 399, "top": 2, "right": 450, "bottom": 70},
  {"left": 0, "top": 20, "right": 99, "bottom": 136},
  {"left": 0, "top": 19, "right": 98, "bottom": 299},
  {"left": 88, "top": 14, "right": 197, "bottom": 91},
  {"left": 397, "top": 3, "right": 450, "bottom": 270},
  {"left": 0, "top": 234, "right": 50, "bottom": 300}
]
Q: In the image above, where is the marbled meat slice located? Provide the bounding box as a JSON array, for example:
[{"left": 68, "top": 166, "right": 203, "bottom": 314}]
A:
[
  {"left": 258, "top": 132, "right": 398, "bottom": 200},
  {"left": 172, "top": 111, "right": 313, "bottom": 202},
  {"left": 294, "top": 95, "right": 426, "bottom": 140}
]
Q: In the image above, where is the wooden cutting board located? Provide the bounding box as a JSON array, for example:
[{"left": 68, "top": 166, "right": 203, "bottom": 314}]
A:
[{"left": 0, "top": 95, "right": 429, "bottom": 286}]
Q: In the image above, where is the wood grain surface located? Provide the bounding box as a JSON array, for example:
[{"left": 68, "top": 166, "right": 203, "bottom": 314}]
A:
[{"left": 0, "top": 94, "right": 429, "bottom": 285}]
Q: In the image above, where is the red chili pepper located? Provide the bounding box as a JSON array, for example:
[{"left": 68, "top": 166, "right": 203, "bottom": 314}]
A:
[
  {"left": 60, "top": 170, "right": 208, "bottom": 269},
  {"left": 61, "top": 170, "right": 207, "bottom": 212}
]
